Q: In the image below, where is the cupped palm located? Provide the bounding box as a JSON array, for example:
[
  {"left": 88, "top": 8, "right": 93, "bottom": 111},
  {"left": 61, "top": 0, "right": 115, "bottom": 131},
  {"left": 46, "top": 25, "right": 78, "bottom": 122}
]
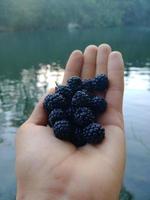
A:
[{"left": 16, "top": 44, "right": 125, "bottom": 200}]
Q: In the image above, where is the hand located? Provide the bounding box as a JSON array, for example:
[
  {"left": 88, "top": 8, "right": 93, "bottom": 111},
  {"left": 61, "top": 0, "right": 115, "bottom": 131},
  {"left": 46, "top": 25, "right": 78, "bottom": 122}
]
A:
[{"left": 16, "top": 44, "right": 125, "bottom": 200}]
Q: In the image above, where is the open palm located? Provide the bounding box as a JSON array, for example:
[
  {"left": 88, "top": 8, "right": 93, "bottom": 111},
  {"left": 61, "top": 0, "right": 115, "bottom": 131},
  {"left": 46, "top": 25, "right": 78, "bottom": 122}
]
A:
[{"left": 16, "top": 44, "right": 125, "bottom": 200}]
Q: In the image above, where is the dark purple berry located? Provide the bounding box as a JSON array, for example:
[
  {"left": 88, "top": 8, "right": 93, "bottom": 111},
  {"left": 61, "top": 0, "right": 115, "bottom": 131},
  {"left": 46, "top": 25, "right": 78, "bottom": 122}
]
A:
[
  {"left": 67, "top": 76, "right": 82, "bottom": 92},
  {"left": 72, "top": 90, "right": 90, "bottom": 107},
  {"left": 82, "top": 79, "right": 96, "bottom": 92},
  {"left": 55, "top": 85, "right": 74, "bottom": 103},
  {"left": 44, "top": 74, "right": 108, "bottom": 147},
  {"left": 74, "top": 107, "right": 95, "bottom": 127},
  {"left": 48, "top": 109, "right": 66, "bottom": 127},
  {"left": 83, "top": 123, "right": 105, "bottom": 144},
  {"left": 43, "top": 93, "right": 66, "bottom": 113},
  {"left": 94, "top": 74, "right": 109, "bottom": 92},
  {"left": 65, "top": 106, "right": 76, "bottom": 120},
  {"left": 71, "top": 128, "right": 87, "bottom": 147},
  {"left": 90, "top": 96, "right": 107, "bottom": 114},
  {"left": 53, "top": 120, "right": 72, "bottom": 140}
]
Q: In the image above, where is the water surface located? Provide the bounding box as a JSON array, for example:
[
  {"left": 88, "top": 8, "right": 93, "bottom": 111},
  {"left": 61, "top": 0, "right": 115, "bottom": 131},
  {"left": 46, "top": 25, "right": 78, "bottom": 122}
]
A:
[{"left": 0, "top": 27, "right": 150, "bottom": 200}]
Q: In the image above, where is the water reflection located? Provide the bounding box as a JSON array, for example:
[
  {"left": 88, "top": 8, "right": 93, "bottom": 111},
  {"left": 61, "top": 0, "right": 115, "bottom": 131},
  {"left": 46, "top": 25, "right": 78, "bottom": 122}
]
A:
[
  {"left": 0, "top": 64, "right": 64, "bottom": 133},
  {"left": 1, "top": 27, "right": 150, "bottom": 78},
  {"left": 125, "top": 63, "right": 150, "bottom": 90},
  {"left": 1, "top": 62, "right": 150, "bottom": 137},
  {"left": 0, "top": 63, "right": 65, "bottom": 199},
  {"left": 0, "top": 62, "right": 150, "bottom": 200}
]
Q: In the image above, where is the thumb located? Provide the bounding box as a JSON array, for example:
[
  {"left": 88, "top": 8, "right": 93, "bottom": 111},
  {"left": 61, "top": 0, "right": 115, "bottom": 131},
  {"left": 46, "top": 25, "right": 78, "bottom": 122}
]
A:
[{"left": 27, "top": 88, "right": 55, "bottom": 126}]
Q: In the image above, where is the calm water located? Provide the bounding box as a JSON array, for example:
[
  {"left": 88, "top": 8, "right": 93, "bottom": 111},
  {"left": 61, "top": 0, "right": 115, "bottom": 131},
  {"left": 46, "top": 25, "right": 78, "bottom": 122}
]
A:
[{"left": 0, "top": 27, "right": 150, "bottom": 200}]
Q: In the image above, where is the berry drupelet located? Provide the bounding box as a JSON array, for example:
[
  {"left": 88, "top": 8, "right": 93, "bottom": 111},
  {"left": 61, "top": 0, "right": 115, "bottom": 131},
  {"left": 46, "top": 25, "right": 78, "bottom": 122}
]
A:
[
  {"left": 53, "top": 120, "right": 72, "bottom": 140},
  {"left": 82, "top": 79, "right": 96, "bottom": 92},
  {"left": 90, "top": 96, "right": 107, "bottom": 114},
  {"left": 67, "top": 76, "right": 82, "bottom": 92},
  {"left": 94, "top": 74, "right": 109, "bottom": 92},
  {"left": 65, "top": 106, "right": 76, "bottom": 120},
  {"left": 43, "top": 93, "right": 66, "bottom": 113},
  {"left": 48, "top": 109, "right": 66, "bottom": 127},
  {"left": 71, "top": 128, "right": 87, "bottom": 147},
  {"left": 72, "top": 90, "right": 90, "bottom": 107},
  {"left": 74, "top": 107, "right": 95, "bottom": 127},
  {"left": 83, "top": 123, "right": 105, "bottom": 144},
  {"left": 55, "top": 85, "right": 73, "bottom": 103}
]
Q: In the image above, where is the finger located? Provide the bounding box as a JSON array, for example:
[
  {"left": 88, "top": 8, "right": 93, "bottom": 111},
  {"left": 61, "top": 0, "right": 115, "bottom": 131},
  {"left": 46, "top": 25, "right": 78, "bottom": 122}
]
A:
[
  {"left": 63, "top": 50, "right": 83, "bottom": 84},
  {"left": 81, "top": 45, "right": 97, "bottom": 79},
  {"left": 96, "top": 44, "right": 111, "bottom": 75},
  {"left": 27, "top": 88, "right": 55, "bottom": 126},
  {"left": 106, "top": 51, "right": 124, "bottom": 113}
]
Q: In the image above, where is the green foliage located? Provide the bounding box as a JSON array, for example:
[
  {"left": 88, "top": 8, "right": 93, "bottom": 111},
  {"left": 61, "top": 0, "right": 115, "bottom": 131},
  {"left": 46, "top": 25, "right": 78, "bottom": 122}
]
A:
[{"left": 0, "top": 0, "right": 150, "bottom": 31}]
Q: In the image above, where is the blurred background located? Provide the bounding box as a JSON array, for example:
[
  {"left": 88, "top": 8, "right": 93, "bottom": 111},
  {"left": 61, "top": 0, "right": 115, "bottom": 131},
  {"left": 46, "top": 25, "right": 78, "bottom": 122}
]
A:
[{"left": 0, "top": 0, "right": 150, "bottom": 199}]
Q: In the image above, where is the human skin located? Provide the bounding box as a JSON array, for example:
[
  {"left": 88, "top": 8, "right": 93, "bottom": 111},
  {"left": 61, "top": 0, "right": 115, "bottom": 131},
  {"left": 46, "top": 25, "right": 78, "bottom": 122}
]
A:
[{"left": 16, "top": 44, "right": 125, "bottom": 200}]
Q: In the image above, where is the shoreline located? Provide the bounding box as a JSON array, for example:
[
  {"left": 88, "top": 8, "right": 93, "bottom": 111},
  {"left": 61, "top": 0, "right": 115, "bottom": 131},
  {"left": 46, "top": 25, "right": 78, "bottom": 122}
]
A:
[{"left": 0, "top": 25, "right": 149, "bottom": 33}]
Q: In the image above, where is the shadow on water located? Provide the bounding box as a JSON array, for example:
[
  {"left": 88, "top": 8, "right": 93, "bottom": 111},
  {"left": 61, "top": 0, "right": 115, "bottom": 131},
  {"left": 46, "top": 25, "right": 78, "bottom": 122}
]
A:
[
  {"left": 0, "top": 27, "right": 150, "bottom": 200},
  {"left": 120, "top": 187, "right": 134, "bottom": 200},
  {"left": 0, "top": 137, "right": 4, "bottom": 144}
]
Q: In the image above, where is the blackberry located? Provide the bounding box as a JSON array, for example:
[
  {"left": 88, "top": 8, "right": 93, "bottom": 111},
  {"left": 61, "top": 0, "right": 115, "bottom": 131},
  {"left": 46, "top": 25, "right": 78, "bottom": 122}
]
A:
[
  {"left": 94, "top": 74, "right": 109, "bottom": 92},
  {"left": 74, "top": 107, "right": 95, "bottom": 127},
  {"left": 43, "top": 93, "right": 66, "bottom": 113},
  {"left": 65, "top": 106, "right": 76, "bottom": 120},
  {"left": 48, "top": 109, "right": 66, "bottom": 127},
  {"left": 82, "top": 79, "right": 96, "bottom": 92},
  {"left": 83, "top": 123, "right": 105, "bottom": 144},
  {"left": 55, "top": 85, "right": 73, "bottom": 103},
  {"left": 71, "top": 128, "right": 87, "bottom": 147},
  {"left": 67, "top": 76, "right": 82, "bottom": 92},
  {"left": 72, "top": 90, "right": 90, "bottom": 107},
  {"left": 53, "top": 120, "right": 72, "bottom": 140},
  {"left": 90, "top": 96, "right": 107, "bottom": 114}
]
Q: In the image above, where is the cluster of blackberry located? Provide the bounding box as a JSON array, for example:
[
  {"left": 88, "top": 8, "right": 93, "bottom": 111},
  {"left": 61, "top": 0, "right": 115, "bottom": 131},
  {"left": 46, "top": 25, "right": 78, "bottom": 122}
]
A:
[{"left": 44, "top": 74, "right": 109, "bottom": 147}]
